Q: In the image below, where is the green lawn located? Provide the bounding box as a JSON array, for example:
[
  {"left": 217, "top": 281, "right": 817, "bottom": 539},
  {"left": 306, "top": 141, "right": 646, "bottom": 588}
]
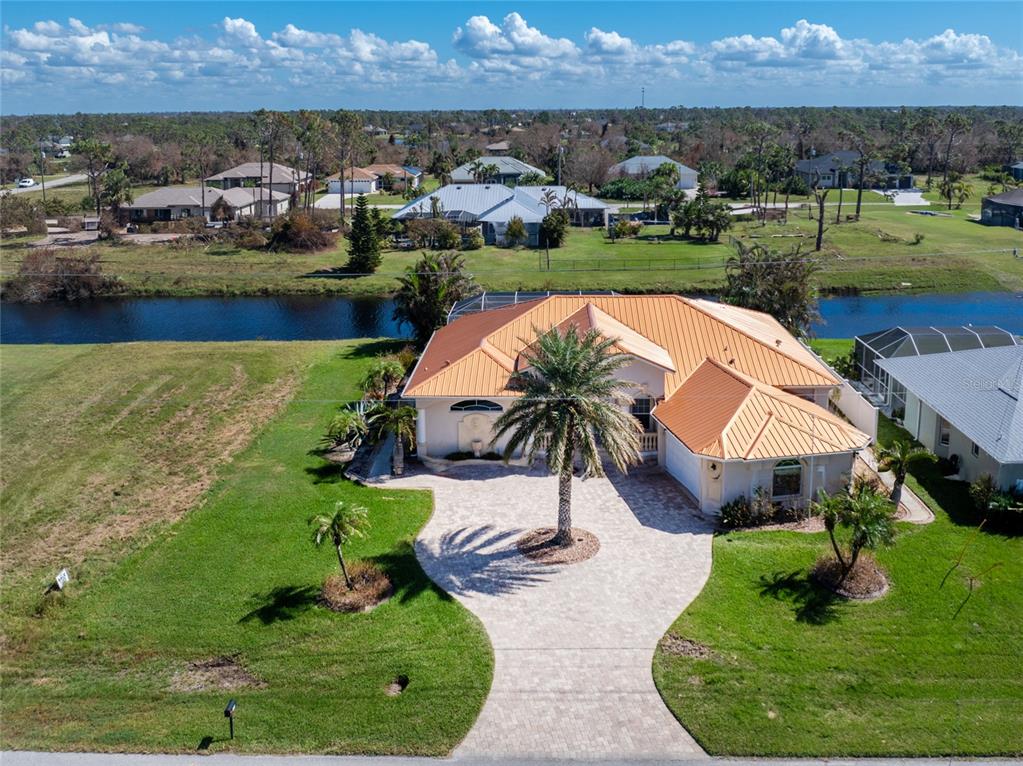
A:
[
  {"left": 653, "top": 410, "right": 1023, "bottom": 756},
  {"left": 1, "top": 196, "right": 1019, "bottom": 297},
  {"left": 1, "top": 340, "right": 492, "bottom": 755}
]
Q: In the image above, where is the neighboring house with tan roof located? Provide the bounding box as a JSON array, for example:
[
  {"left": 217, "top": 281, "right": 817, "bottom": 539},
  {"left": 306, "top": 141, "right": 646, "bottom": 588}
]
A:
[
  {"left": 205, "top": 162, "right": 310, "bottom": 196},
  {"left": 403, "top": 294, "right": 869, "bottom": 514},
  {"left": 363, "top": 164, "right": 422, "bottom": 191},
  {"left": 122, "top": 185, "right": 289, "bottom": 223}
]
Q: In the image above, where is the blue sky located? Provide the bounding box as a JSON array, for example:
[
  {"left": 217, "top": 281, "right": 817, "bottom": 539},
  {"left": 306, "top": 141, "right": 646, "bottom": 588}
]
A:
[{"left": 2, "top": 1, "right": 1021, "bottom": 113}]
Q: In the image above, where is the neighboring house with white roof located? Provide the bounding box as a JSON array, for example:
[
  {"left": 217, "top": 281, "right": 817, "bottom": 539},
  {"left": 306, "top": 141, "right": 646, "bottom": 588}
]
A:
[
  {"left": 450, "top": 156, "right": 546, "bottom": 184},
  {"left": 403, "top": 294, "right": 869, "bottom": 514},
  {"left": 609, "top": 155, "right": 698, "bottom": 189},
  {"left": 393, "top": 184, "right": 609, "bottom": 246},
  {"left": 123, "top": 185, "right": 289, "bottom": 223},
  {"left": 876, "top": 346, "right": 1023, "bottom": 491},
  {"left": 205, "top": 162, "right": 310, "bottom": 196}
]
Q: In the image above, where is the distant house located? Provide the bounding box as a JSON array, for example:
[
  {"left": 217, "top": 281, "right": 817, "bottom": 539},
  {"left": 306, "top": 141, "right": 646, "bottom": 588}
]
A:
[
  {"left": 609, "top": 155, "right": 698, "bottom": 189},
  {"left": 392, "top": 184, "right": 609, "bottom": 246},
  {"left": 450, "top": 156, "right": 546, "bottom": 185},
  {"left": 1006, "top": 161, "right": 1023, "bottom": 182},
  {"left": 363, "top": 164, "right": 422, "bottom": 191},
  {"left": 875, "top": 346, "right": 1023, "bottom": 492},
  {"left": 485, "top": 140, "right": 511, "bottom": 154},
  {"left": 795, "top": 152, "right": 913, "bottom": 190},
  {"left": 325, "top": 168, "right": 379, "bottom": 195},
  {"left": 123, "top": 185, "right": 289, "bottom": 222},
  {"left": 205, "top": 162, "right": 310, "bottom": 196},
  {"left": 981, "top": 188, "right": 1023, "bottom": 228}
]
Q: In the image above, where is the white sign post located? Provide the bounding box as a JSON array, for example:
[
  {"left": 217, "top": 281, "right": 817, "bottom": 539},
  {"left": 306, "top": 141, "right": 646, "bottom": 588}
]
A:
[{"left": 54, "top": 568, "right": 69, "bottom": 590}]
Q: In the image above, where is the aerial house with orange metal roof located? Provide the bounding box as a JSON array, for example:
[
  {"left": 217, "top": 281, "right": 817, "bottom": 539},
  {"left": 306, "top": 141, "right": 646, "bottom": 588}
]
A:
[{"left": 402, "top": 294, "right": 870, "bottom": 515}]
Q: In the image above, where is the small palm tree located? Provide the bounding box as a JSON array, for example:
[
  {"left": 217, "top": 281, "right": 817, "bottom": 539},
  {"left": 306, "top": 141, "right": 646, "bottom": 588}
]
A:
[
  {"left": 361, "top": 358, "right": 405, "bottom": 401},
  {"left": 368, "top": 404, "right": 418, "bottom": 476},
  {"left": 814, "top": 484, "right": 896, "bottom": 580},
  {"left": 310, "top": 501, "right": 370, "bottom": 589},
  {"left": 876, "top": 440, "right": 936, "bottom": 507},
  {"left": 492, "top": 326, "right": 641, "bottom": 546},
  {"left": 540, "top": 189, "right": 559, "bottom": 214}
]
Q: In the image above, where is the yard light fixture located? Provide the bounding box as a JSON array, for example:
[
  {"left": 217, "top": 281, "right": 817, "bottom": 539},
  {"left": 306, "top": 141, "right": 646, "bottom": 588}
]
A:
[{"left": 224, "top": 698, "right": 237, "bottom": 740}]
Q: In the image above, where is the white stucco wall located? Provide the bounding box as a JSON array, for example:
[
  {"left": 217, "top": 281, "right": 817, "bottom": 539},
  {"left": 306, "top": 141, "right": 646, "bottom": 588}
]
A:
[
  {"left": 414, "top": 397, "right": 519, "bottom": 458},
  {"left": 663, "top": 435, "right": 858, "bottom": 514}
]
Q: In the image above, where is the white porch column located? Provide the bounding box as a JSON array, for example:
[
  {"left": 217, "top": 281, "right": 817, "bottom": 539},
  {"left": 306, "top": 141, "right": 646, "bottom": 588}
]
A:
[{"left": 416, "top": 408, "right": 427, "bottom": 456}]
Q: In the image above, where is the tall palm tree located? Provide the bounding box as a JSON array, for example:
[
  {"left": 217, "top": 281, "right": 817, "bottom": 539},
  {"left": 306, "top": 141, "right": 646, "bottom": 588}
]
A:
[
  {"left": 469, "top": 159, "right": 486, "bottom": 183},
  {"left": 492, "top": 326, "right": 642, "bottom": 546},
  {"left": 368, "top": 404, "right": 418, "bottom": 476},
  {"left": 876, "top": 440, "right": 936, "bottom": 507},
  {"left": 310, "top": 501, "right": 370, "bottom": 589}
]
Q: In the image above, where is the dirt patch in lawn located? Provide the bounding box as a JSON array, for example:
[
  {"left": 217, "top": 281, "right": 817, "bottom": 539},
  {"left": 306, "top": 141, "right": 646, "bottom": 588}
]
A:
[
  {"left": 319, "top": 563, "right": 393, "bottom": 613},
  {"left": 659, "top": 632, "right": 713, "bottom": 659},
  {"left": 12, "top": 368, "right": 299, "bottom": 582},
  {"left": 811, "top": 554, "right": 889, "bottom": 601},
  {"left": 169, "top": 656, "right": 266, "bottom": 693},
  {"left": 517, "top": 527, "right": 600, "bottom": 565}
]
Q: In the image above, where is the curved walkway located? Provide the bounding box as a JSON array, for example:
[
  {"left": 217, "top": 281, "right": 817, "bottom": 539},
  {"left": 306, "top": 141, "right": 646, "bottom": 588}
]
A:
[{"left": 388, "top": 462, "right": 714, "bottom": 760}]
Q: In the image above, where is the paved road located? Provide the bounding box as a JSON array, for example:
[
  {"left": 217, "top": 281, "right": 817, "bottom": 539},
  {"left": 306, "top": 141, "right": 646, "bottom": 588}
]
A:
[
  {"left": 6, "top": 173, "right": 87, "bottom": 194},
  {"left": 388, "top": 462, "right": 714, "bottom": 760},
  {"left": 6, "top": 752, "right": 1020, "bottom": 766}
]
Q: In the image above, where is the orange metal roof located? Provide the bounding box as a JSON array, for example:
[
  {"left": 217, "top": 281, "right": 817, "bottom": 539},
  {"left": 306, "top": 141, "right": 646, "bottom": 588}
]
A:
[
  {"left": 653, "top": 359, "right": 869, "bottom": 459},
  {"left": 404, "top": 295, "right": 837, "bottom": 399}
]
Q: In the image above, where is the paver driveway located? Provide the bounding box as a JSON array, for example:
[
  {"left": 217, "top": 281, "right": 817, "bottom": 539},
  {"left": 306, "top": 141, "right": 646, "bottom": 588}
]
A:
[{"left": 388, "top": 462, "right": 714, "bottom": 760}]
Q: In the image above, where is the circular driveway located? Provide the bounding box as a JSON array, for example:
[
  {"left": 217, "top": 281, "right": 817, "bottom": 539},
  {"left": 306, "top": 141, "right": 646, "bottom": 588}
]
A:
[{"left": 389, "top": 462, "right": 714, "bottom": 760}]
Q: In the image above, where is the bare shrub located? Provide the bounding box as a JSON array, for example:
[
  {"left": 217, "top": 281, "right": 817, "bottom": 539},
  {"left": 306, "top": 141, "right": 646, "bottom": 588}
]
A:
[{"left": 2, "top": 249, "right": 122, "bottom": 302}]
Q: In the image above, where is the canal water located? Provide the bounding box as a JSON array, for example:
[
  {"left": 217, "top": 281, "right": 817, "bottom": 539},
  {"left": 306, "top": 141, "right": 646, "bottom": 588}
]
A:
[{"left": 1, "top": 292, "right": 1020, "bottom": 344}]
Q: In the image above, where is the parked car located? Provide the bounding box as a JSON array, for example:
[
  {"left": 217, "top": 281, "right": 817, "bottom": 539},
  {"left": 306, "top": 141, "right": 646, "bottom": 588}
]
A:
[{"left": 17, "top": 178, "right": 35, "bottom": 188}]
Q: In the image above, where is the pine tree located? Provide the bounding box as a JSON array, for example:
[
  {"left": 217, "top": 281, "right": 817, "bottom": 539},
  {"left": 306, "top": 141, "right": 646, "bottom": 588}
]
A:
[{"left": 346, "top": 195, "right": 381, "bottom": 274}]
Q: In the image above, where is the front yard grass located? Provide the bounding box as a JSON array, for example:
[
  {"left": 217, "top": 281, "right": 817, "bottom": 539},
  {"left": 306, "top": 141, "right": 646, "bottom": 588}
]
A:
[
  {"left": 1, "top": 340, "right": 492, "bottom": 755},
  {"left": 653, "top": 404, "right": 1022, "bottom": 756}
]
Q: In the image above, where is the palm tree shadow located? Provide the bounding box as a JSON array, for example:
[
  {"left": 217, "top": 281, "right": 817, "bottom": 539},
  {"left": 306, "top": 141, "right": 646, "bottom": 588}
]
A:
[
  {"left": 759, "top": 569, "right": 840, "bottom": 625},
  {"left": 412, "top": 524, "right": 552, "bottom": 598},
  {"left": 238, "top": 585, "right": 319, "bottom": 625}
]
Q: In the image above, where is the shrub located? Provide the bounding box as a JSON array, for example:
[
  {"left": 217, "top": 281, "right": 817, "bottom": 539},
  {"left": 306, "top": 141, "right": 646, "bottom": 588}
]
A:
[
  {"left": 0, "top": 192, "right": 47, "bottom": 235},
  {"left": 540, "top": 209, "right": 569, "bottom": 248},
  {"left": 361, "top": 358, "right": 406, "bottom": 400},
  {"left": 613, "top": 219, "right": 643, "bottom": 238},
  {"left": 405, "top": 218, "right": 460, "bottom": 250},
  {"left": 436, "top": 224, "right": 461, "bottom": 250},
  {"left": 504, "top": 215, "right": 528, "bottom": 247},
  {"left": 910, "top": 232, "right": 925, "bottom": 245},
  {"left": 719, "top": 496, "right": 754, "bottom": 528},
  {"left": 969, "top": 474, "right": 999, "bottom": 512},
  {"left": 269, "top": 212, "right": 337, "bottom": 252},
  {"left": 395, "top": 345, "right": 419, "bottom": 372},
  {"left": 462, "top": 229, "right": 484, "bottom": 250},
  {"left": 1, "top": 248, "right": 122, "bottom": 302},
  {"left": 321, "top": 408, "right": 367, "bottom": 452},
  {"left": 233, "top": 230, "right": 268, "bottom": 250}
]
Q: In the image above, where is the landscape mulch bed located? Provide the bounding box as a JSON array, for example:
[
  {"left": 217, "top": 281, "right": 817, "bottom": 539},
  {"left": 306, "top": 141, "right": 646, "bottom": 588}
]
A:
[
  {"left": 319, "top": 563, "right": 393, "bottom": 613},
  {"left": 811, "top": 554, "right": 889, "bottom": 600},
  {"left": 169, "top": 655, "right": 266, "bottom": 692},
  {"left": 517, "top": 527, "right": 599, "bottom": 565}
]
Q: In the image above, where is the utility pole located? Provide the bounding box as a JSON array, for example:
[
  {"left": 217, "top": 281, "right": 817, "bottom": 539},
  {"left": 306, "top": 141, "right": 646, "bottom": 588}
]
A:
[
  {"left": 38, "top": 144, "right": 47, "bottom": 205},
  {"left": 557, "top": 146, "right": 564, "bottom": 186},
  {"left": 641, "top": 87, "right": 645, "bottom": 109}
]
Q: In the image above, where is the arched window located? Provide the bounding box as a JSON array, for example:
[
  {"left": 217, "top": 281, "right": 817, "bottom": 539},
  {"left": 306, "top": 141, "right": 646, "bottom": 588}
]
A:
[
  {"left": 450, "top": 399, "right": 503, "bottom": 412},
  {"left": 772, "top": 459, "right": 802, "bottom": 498}
]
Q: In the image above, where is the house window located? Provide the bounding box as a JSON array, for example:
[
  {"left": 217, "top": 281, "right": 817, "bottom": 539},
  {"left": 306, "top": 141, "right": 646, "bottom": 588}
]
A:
[
  {"left": 939, "top": 418, "right": 951, "bottom": 447},
  {"left": 450, "top": 399, "right": 502, "bottom": 412},
  {"left": 631, "top": 398, "right": 655, "bottom": 432},
  {"left": 772, "top": 459, "right": 802, "bottom": 498},
  {"left": 971, "top": 442, "right": 980, "bottom": 457}
]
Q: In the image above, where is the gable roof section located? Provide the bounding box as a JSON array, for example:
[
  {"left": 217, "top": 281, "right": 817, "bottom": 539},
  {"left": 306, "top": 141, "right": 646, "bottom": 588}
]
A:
[
  {"left": 404, "top": 294, "right": 836, "bottom": 398},
  {"left": 654, "top": 359, "right": 869, "bottom": 460},
  {"left": 127, "top": 186, "right": 223, "bottom": 208},
  {"left": 206, "top": 162, "right": 309, "bottom": 183},
  {"left": 450, "top": 155, "right": 545, "bottom": 181},
  {"left": 610, "top": 155, "right": 696, "bottom": 176},
  {"left": 545, "top": 303, "right": 676, "bottom": 372}
]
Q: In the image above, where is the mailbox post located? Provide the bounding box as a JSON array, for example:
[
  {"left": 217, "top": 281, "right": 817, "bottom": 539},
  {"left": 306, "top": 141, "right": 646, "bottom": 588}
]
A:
[{"left": 224, "top": 699, "right": 236, "bottom": 740}]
